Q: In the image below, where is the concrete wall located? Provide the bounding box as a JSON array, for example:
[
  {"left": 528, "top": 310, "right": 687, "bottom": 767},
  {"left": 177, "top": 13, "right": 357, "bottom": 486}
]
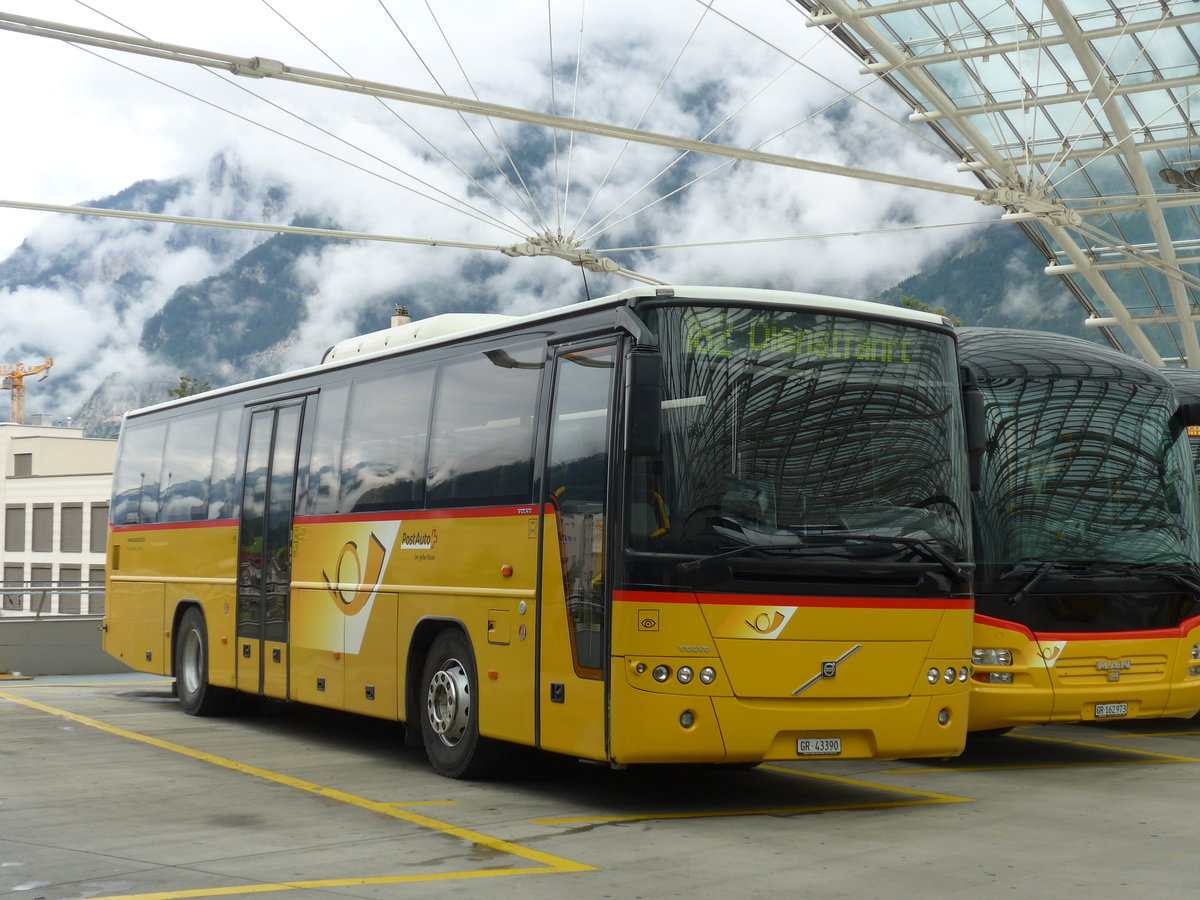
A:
[{"left": 0, "top": 616, "right": 133, "bottom": 676}]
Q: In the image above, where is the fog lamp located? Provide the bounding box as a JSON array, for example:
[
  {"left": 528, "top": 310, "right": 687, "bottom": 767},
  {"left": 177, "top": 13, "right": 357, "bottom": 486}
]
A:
[
  {"left": 680, "top": 710, "right": 695, "bottom": 728},
  {"left": 937, "top": 708, "right": 951, "bottom": 726},
  {"left": 988, "top": 672, "right": 1014, "bottom": 685}
]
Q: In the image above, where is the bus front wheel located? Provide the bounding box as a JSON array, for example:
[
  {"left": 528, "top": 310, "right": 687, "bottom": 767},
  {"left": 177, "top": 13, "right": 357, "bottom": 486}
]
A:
[
  {"left": 175, "top": 607, "right": 232, "bottom": 716},
  {"left": 420, "top": 630, "right": 500, "bottom": 778}
]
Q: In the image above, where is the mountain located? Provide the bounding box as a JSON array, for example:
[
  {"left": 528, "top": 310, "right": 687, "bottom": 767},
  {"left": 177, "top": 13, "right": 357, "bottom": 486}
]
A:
[{"left": 1, "top": 157, "right": 1105, "bottom": 437}]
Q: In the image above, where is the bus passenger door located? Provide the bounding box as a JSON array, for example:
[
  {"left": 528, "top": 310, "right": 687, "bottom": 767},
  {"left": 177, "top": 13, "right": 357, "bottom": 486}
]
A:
[
  {"left": 237, "top": 401, "right": 305, "bottom": 699},
  {"left": 538, "top": 343, "right": 615, "bottom": 760}
]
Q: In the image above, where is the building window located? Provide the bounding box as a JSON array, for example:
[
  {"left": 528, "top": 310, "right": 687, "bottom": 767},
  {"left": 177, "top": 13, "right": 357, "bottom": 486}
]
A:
[
  {"left": 3, "top": 563, "right": 23, "bottom": 612},
  {"left": 90, "top": 503, "right": 109, "bottom": 554},
  {"left": 13, "top": 453, "right": 32, "bottom": 477},
  {"left": 58, "top": 565, "right": 82, "bottom": 615},
  {"left": 32, "top": 505, "right": 53, "bottom": 552},
  {"left": 89, "top": 565, "right": 106, "bottom": 615},
  {"left": 29, "top": 564, "right": 52, "bottom": 615},
  {"left": 61, "top": 504, "right": 83, "bottom": 553},
  {"left": 4, "top": 505, "right": 25, "bottom": 553}
]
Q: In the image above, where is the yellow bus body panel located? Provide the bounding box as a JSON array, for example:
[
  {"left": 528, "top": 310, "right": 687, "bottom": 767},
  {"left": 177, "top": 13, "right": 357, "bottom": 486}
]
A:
[
  {"left": 969, "top": 615, "right": 1200, "bottom": 731},
  {"left": 608, "top": 591, "right": 972, "bottom": 762},
  {"left": 105, "top": 522, "right": 238, "bottom": 684}
]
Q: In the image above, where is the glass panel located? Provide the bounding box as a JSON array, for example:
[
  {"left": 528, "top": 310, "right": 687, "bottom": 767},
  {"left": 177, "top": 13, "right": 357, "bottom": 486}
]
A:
[
  {"left": 264, "top": 406, "right": 300, "bottom": 643},
  {"left": 207, "top": 407, "right": 243, "bottom": 521},
  {"left": 302, "top": 383, "right": 348, "bottom": 516},
  {"left": 636, "top": 305, "right": 968, "bottom": 567},
  {"left": 548, "top": 346, "right": 615, "bottom": 675},
  {"left": 237, "top": 411, "right": 274, "bottom": 639},
  {"left": 976, "top": 377, "right": 1197, "bottom": 565},
  {"left": 112, "top": 421, "right": 167, "bottom": 526},
  {"left": 159, "top": 411, "right": 219, "bottom": 523},
  {"left": 340, "top": 370, "right": 432, "bottom": 513},
  {"left": 427, "top": 344, "right": 543, "bottom": 508}
]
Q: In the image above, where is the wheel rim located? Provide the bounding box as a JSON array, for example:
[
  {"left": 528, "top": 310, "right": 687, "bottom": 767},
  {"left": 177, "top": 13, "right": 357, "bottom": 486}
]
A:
[
  {"left": 426, "top": 657, "right": 471, "bottom": 747},
  {"left": 180, "top": 628, "right": 202, "bottom": 696}
]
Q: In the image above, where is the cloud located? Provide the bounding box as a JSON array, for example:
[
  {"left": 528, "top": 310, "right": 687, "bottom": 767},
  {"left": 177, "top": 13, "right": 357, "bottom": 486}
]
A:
[{"left": 0, "top": 1, "right": 993, "bottom": 422}]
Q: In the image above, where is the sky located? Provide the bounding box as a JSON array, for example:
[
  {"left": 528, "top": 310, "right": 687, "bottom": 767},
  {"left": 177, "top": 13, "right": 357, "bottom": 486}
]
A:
[{"left": 0, "top": 0, "right": 997, "bottom": 419}]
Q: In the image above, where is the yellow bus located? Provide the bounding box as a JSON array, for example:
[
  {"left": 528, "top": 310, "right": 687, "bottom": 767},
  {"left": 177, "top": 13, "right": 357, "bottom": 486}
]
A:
[
  {"left": 959, "top": 328, "right": 1200, "bottom": 733},
  {"left": 104, "top": 286, "right": 976, "bottom": 777}
]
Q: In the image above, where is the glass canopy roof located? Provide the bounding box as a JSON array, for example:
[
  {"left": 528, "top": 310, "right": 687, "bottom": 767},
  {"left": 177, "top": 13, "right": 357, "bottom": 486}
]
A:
[{"left": 792, "top": 0, "right": 1200, "bottom": 367}]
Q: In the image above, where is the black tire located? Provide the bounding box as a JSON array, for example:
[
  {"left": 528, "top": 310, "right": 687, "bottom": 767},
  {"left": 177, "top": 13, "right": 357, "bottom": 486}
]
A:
[
  {"left": 175, "top": 607, "right": 233, "bottom": 716},
  {"left": 419, "top": 630, "right": 502, "bottom": 779}
]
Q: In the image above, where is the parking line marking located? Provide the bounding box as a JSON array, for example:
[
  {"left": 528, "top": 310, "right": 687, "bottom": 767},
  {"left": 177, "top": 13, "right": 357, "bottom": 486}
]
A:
[
  {"left": 0, "top": 690, "right": 595, "bottom": 898},
  {"left": 533, "top": 765, "right": 972, "bottom": 824}
]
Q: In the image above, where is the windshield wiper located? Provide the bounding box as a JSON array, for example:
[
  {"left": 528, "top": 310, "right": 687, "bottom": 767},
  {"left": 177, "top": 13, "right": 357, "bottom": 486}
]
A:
[
  {"left": 677, "top": 544, "right": 785, "bottom": 573},
  {"left": 677, "top": 532, "right": 969, "bottom": 581},
  {"left": 1008, "top": 561, "right": 1055, "bottom": 606},
  {"left": 832, "top": 532, "right": 971, "bottom": 582}
]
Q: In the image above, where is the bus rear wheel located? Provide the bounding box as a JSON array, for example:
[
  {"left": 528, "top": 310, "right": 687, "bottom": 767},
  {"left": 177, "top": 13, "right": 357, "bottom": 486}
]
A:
[
  {"left": 420, "top": 630, "right": 501, "bottom": 778},
  {"left": 175, "top": 607, "right": 232, "bottom": 716}
]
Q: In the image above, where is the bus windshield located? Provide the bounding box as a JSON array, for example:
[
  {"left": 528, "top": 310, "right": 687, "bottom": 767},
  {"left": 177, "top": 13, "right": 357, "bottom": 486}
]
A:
[
  {"left": 974, "top": 375, "right": 1199, "bottom": 566},
  {"left": 631, "top": 303, "right": 969, "bottom": 567}
]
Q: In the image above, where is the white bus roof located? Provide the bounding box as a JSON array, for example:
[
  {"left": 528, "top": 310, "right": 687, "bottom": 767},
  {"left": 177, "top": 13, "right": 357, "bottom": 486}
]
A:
[{"left": 127, "top": 285, "right": 951, "bottom": 420}]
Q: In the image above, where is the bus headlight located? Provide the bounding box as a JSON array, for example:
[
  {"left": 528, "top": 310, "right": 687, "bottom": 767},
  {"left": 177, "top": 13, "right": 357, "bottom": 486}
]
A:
[
  {"left": 699, "top": 667, "right": 716, "bottom": 684},
  {"left": 972, "top": 648, "right": 1013, "bottom": 666},
  {"left": 1191, "top": 643, "right": 1200, "bottom": 660},
  {"left": 943, "top": 667, "right": 956, "bottom": 684},
  {"left": 927, "top": 667, "right": 940, "bottom": 685},
  {"left": 652, "top": 665, "right": 671, "bottom": 683},
  {"left": 677, "top": 666, "right": 694, "bottom": 684},
  {"left": 959, "top": 666, "right": 970, "bottom": 682}
]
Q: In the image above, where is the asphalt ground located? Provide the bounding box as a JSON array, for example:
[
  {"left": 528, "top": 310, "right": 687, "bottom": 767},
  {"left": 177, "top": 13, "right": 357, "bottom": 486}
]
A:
[{"left": 1, "top": 674, "right": 1198, "bottom": 900}]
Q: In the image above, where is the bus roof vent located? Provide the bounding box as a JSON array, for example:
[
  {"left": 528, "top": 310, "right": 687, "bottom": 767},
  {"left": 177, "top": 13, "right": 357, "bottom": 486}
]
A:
[{"left": 321, "top": 313, "right": 516, "bottom": 363}]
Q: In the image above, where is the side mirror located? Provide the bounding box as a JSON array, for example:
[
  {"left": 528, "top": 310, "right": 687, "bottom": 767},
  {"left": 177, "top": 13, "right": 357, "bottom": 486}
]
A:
[
  {"left": 625, "top": 346, "right": 662, "bottom": 456},
  {"left": 961, "top": 367, "right": 986, "bottom": 492}
]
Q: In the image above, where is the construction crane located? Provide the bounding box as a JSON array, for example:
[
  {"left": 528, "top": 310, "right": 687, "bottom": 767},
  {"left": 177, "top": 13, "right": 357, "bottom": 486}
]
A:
[{"left": 1, "top": 358, "right": 53, "bottom": 424}]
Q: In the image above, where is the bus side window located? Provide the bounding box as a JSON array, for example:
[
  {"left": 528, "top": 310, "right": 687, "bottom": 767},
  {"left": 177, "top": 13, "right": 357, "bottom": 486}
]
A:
[
  {"left": 207, "top": 406, "right": 243, "bottom": 521},
  {"left": 426, "top": 343, "right": 544, "bottom": 508},
  {"left": 301, "top": 382, "right": 349, "bottom": 517},
  {"left": 339, "top": 369, "right": 432, "bottom": 514},
  {"left": 159, "top": 411, "right": 219, "bottom": 523},
  {"left": 111, "top": 421, "right": 167, "bottom": 526}
]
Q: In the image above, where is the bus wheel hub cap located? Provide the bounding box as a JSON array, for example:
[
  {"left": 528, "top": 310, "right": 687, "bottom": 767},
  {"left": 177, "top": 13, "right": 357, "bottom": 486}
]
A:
[{"left": 428, "top": 659, "right": 470, "bottom": 745}]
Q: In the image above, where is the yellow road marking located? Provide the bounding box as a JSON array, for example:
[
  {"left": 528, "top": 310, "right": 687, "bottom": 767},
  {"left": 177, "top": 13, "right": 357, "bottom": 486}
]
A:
[
  {"left": 534, "top": 764, "right": 972, "bottom": 824},
  {"left": 0, "top": 690, "right": 594, "bottom": 899}
]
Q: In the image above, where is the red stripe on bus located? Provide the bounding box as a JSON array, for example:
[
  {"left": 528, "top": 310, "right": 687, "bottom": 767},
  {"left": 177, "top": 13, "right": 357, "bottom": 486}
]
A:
[
  {"left": 111, "top": 519, "right": 238, "bottom": 534},
  {"left": 300, "top": 504, "right": 552, "bottom": 526},
  {"left": 614, "top": 589, "right": 971, "bottom": 610},
  {"left": 975, "top": 613, "right": 1200, "bottom": 641}
]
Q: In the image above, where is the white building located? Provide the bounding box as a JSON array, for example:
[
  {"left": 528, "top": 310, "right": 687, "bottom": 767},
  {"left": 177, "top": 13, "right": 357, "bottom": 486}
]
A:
[{"left": 1, "top": 422, "right": 116, "bottom": 616}]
